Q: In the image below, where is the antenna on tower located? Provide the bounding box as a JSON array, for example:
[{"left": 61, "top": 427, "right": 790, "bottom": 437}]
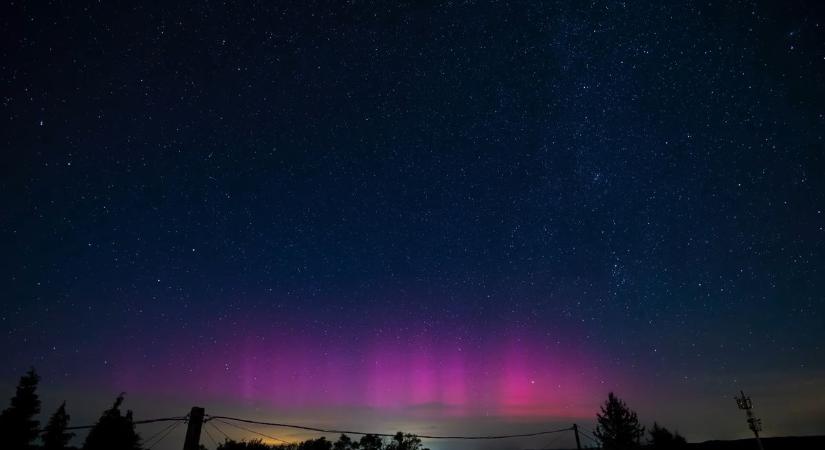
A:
[{"left": 735, "top": 390, "right": 764, "bottom": 450}]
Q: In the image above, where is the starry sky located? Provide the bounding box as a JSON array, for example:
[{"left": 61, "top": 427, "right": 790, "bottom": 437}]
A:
[{"left": 1, "top": 1, "right": 824, "bottom": 449}]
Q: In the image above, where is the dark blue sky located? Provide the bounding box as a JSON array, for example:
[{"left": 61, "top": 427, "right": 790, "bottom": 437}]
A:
[{"left": 1, "top": 1, "right": 824, "bottom": 448}]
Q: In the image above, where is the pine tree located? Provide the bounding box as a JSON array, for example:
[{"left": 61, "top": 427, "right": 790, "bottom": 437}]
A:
[
  {"left": 593, "top": 392, "right": 645, "bottom": 450},
  {"left": 0, "top": 368, "right": 42, "bottom": 449},
  {"left": 83, "top": 393, "right": 142, "bottom": 450},
  {"left": 43, "top": 401, "right": 75, "bottom": 450}
]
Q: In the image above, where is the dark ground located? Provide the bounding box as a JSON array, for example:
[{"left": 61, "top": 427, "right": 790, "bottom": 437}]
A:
[
  {"left": 553, "top": 435, "right": 825, "bottom": 450},
  {"left": 686, "top": 435, "right": 825, "bottom": 450}
]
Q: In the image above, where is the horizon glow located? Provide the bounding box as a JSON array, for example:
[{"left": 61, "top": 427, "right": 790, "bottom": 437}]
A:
[{"left": 106, "top": 315, "right": 611, "bottom": 419}]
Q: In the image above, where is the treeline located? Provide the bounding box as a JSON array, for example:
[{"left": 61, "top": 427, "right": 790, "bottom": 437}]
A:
[
  {"left": 0, "top": 369, "right": 429, "bottom": 450},
  {"left": 214, "top": 433, "right": 428, "bottom": 450},
  {"left": 594, "top": 392, "right": 688, "bottom": 450},
  {"left": 0, "top": 368, "right": 689, "bottom": 450},
  {"left": 0, "top": 369, "right": 141, "bottom": 450}
]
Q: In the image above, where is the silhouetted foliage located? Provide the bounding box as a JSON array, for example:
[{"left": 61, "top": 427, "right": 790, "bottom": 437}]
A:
[
  {"left": 217, "top": 439, "right": 287, "bottom": 450},
  {"left": 297, "top": 437, "right": 332, "bottom": 450},
  {"left": 333, "top": 434, "right": 358, "bottom": 450},
  {"left": 82, "top": 393, "right": 141, "bottom": 450},
  {"left": 648, "top": 422, "right": 687, "bottom": 449},
  {"left": 358, "top": 434, "right": 384, "bottom": 450},
  {"left": 594, "top": 392, "right": 645, "bottom": 450},
  {"left": 0, "top": 368, "right": 42, "bottom": 449},
  {"left": 215, "top": 433, "right": 428, "bottom": 450},
  {"left": 385, "top": 432, "right": 428, "bottom": 450},
  {"left": 43, "top": 401, "right": 75, "bottom": 450}
]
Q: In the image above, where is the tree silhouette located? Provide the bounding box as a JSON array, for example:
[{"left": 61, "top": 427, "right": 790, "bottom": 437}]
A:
[
  {"left": 217, "top": 439, "right": 290, "bottom": 450},
  {"left": 43, "top": 401, "right": 75, "bottom": 450},
  {"left": 192, "top": 433, "right": 430, "bottom": 450},
  {"left": 357, "top": 434, "right": 384, "bottom": 450},
  {"left": 385, "top": 432, "right": 429, "bottom": 450},
  {"left": 215, "top": 437, "right": 349, "bottom": 450},
  {"left": 82, "top": 393, "right": 141, "bottom": 450},
  {"left": 333, "top": 434, "right": 359, "bottom": 450},
  {"left": 297, "top": 437, "right": 332, "bottom": 450},
  {"left": 648, "top": 422, "right": 687, "bottom": 449},
  {"left": 593, "top": 392, "right": 645, "bottom": 450},
  {"left": 0, "top": 368, "right": 42, "bottom": 449}
]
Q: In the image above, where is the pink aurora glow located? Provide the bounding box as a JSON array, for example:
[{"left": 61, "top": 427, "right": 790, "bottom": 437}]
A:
[{"left": 111, "top": 321, "right": 611, "bottom": 420}]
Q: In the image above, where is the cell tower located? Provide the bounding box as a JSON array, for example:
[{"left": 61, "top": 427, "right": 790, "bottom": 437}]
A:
[{"left": 735, "top": 390, "right": 764, "bottom": 450}]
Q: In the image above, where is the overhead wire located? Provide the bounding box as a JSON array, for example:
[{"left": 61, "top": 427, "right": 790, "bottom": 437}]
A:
[
  {"left": 59, "top": 416, "right": 188, "bottom": 431},
  {"left": 213, "top": 417, "right": 290, "bottom": 444},
  {"left": 47, "top": 410, "right": 580, "bottom": 446},
  {"left": 580, "top": 429, "right": 601, "bottom": 448},
  {"left": 209, "top": 420, "right": 232, "bottom": 441},
  {"left": 203, "top": 424, "right": 220, "bottom": 449},
  {"left": 544, "top": 432, "right": 568, "bottom": 449},
  {"left": 208, "top": 415, "right": 573, "bottom": 440},
  {"left": 146, "top": 419, "right": 184, "bottom": 450},
  {"left": 142, "top": 420, "right": 185, "bottom": 448}
]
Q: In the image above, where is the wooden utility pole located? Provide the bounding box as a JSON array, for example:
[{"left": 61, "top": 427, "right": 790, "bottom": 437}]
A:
[
  {"left": 572, "top": 423, "right": 582, "bottom": 450},
  {"left": 183, "top": 406, "right": 205, "bottom": 450}
]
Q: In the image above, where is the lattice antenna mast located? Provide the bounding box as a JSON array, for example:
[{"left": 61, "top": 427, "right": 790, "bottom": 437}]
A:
[{"left": 735, "top": 390, "right": 764, "bottom": 450}]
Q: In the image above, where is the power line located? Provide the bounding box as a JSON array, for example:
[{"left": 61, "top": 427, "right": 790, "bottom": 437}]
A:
[
  {"left": 147, "top": 420, "right": 184, "bottom": 450},
  {"left": 213, "top": 417, "right": 290, "bottom": 444},
  {"left": 208, "top": 415, "right": 573, "bottom": 440},
  {"left": 58, "top": 416, "right": 187, "bottom": 431},
  {"left": 580, "top": 430, "right": 601, "bottom": 448},
  {"left": 143, "top": 420, "right": 185, "bottom": 448},
  {"left": 203, "top": 424, "right": 220, "bottom": 449},
  {"left": 535, "top": 431, "right": 567, "bottom": 449},
  {"left": 209, "top": 420, "right": 232, "bottom": 441}
]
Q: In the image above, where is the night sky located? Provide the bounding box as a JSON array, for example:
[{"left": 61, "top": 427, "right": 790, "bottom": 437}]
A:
[{"left": 2, "top": 1, "right": 824, "bottom": 449}]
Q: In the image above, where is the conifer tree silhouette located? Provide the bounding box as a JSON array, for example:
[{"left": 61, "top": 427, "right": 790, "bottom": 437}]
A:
[
  {"left": 0, "top": 368, "right": 42, "bottom": 449},
  {"left": 43, "top": 401, "right": 75, "bottom": 450},
  {"left": 594, "top": 392, "right": 645, "bottom": 450},
  {"left": 82, "top": 393, "right": 141, "bottom": 450}
]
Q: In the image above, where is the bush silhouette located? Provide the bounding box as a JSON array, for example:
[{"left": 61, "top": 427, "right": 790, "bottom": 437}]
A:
[{"left": 648, "top": 422, "right": 687, "bottom": 449}]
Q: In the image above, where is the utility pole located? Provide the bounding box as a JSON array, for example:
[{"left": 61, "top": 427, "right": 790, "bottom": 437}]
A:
[
  {"left": 183, "top": 406, "right": 205, "bottom": 450},
  {"left": 735, "top": 391, "right": 764, "bottom": 450},
  {"left": 572, "top": 423, "right": 582, "bottom": 450}
]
